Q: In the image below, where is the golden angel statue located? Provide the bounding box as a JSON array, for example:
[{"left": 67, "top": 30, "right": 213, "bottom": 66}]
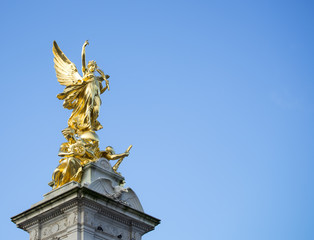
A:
[
  {"left": 51, "top": 40, "right": 131, "bottom": 189},
  {"left": 53, "top": 40, "right": 110, "bottom": 134}
]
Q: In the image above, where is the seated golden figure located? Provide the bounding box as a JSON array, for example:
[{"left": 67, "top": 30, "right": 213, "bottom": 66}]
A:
[{"left": 52, "top": 131, "right": 101, "bottom": 189}]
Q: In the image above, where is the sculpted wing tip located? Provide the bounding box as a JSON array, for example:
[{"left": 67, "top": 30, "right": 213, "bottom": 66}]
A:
[
  {"left": 52, "top": 41, "right": 82, "bottom": 86},
  {"left": 53, "top": 41, "right": 71, "bottom": 65}
]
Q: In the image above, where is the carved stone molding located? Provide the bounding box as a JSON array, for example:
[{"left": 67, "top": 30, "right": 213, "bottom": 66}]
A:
[{"left": 12, "top": 181, "right": 160, "bottom": 240}]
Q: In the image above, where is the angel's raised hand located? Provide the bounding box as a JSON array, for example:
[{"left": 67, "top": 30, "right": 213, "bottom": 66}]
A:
[
  {"left": 106, "top": 82, "right": 110, "bottom": 91},
  {"left": 84, "top": 40, "right": 89, "bottom": 46}
]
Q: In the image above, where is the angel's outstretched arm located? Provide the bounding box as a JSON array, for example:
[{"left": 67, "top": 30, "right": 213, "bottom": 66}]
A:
[
  {"left": 105, "top": 152, "right": 129, "bottom": 160},
  {"left": 81, "top": 40, "right": 89, "bottom": 75},
  {"left": 97, "top": 68, "right": 110, "bottom": 93},
  {"left": 100, "top": 83, "right": 108, "bottom": 94}
]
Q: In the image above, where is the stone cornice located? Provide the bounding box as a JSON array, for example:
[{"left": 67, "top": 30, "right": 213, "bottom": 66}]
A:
[{"left": 11, "top": 184, "right": 160, "bottom": 233}]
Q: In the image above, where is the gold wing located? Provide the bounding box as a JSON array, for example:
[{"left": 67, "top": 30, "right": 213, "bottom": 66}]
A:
[{"left": 52, "top": 41, "right": 82, "bottom": 86}]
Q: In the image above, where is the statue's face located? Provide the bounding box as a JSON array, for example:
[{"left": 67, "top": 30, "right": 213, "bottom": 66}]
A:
[
  {"left": 88, "top": 64, "right": 96, "bottom": 72},
  {"left": 87, "top": 61, "right": 97, "bottom": 73}
]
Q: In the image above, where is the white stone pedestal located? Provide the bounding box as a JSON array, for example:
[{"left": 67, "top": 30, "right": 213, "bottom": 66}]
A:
[{"left": 11, "top": 159, "right": 160, "bottom": 240}]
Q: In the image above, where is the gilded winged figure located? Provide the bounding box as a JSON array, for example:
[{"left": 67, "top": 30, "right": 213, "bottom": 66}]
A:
[
  {"left": 53, "top": 40, "right": 110, "bottom": 134},
  {"left": 51, "top": 41, "right": 131, "bottom": 189}
]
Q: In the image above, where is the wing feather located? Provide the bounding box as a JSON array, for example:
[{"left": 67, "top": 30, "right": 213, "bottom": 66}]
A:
[{"left": 52, "top": 41, "right": 82, "bottom": 86}]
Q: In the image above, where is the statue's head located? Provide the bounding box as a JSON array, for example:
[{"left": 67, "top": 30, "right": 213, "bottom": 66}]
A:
[
  {"left": 87, "top": 60, "right": 97, "bottom": 72},
  {"left": 105, "top": 146, "right": 115, "bottom": 155}
]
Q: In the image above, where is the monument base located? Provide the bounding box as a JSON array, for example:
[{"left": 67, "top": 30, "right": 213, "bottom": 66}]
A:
[{"left": 11, "top": 159, "right": 160, "bottom": 240}]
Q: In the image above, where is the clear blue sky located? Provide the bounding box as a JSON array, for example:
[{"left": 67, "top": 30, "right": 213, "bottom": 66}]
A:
[{"left": 1, "top": 1, "right": 314, "bottom": 239}]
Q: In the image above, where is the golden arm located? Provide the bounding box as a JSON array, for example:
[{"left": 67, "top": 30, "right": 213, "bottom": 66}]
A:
[
  {"left": 106, "top": 152, "right": 129, "bottom": 160},
  {"left": 97, "top": 68, "right": 110, "bottom": 92},
  {"left": 81, "top": 40, "right": 89, "bottom": 75}
]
